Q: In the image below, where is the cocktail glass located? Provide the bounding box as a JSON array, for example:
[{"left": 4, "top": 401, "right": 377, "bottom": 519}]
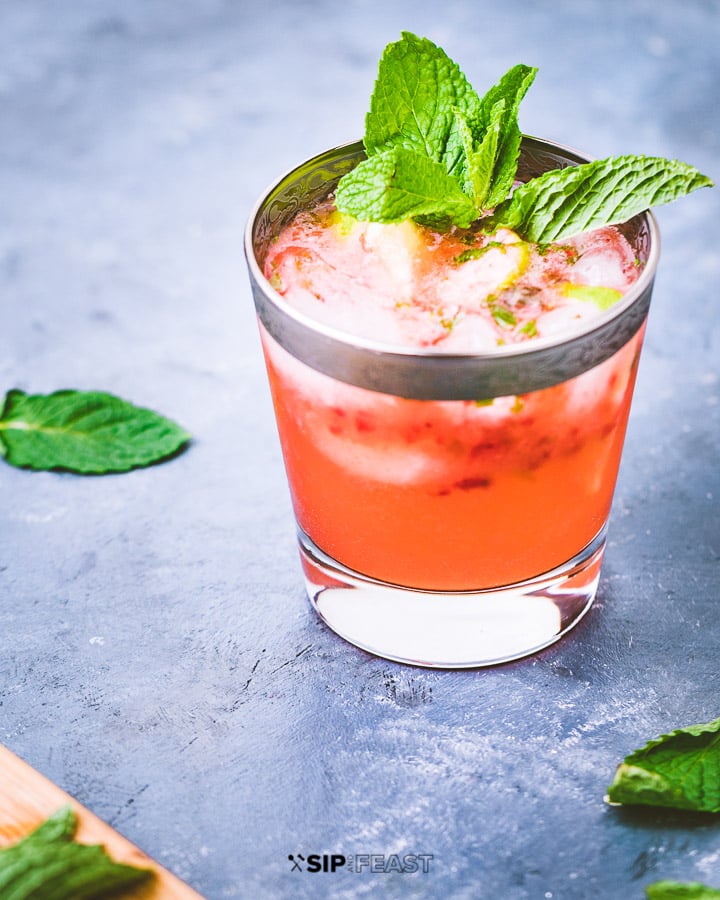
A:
[{"left": 244, "top": 137, "right": 658, "bottom": 667}]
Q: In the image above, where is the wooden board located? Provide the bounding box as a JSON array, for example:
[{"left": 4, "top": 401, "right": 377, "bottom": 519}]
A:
[{"left": 0, "top": 744, "right": 205, "bottom": 899}]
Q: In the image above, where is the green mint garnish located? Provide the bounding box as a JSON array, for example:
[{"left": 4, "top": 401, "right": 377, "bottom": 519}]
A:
[
  {"left": 0, "top": 806, "right": 153, "bottom": 898},
  {"left": 335, "top": 33, "right": 535, "bottom": 227},
  {"left": 607, "top": 716, "right": 720, "bottom": 813},
  {"left": 335, "top": 33, "right": 712, "bottom": 235},
  {"left": 646, "top": 882, "right": 720, "bottom": 899},
  {"left": 0, "top": 389, "right": 191, "bottom": 473},
  {"left": 492, "top": 154, "right": 714, "bottom": 242}
]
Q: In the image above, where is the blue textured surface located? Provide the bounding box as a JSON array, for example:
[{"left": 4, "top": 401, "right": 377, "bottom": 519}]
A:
[{"left": 1, "top": 2, "right": 719, "bottom": 898}]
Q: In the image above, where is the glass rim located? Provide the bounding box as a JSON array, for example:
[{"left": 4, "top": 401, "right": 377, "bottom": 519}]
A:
[{"left": 245, "top": 136, "right": 660, "bottom": 400}]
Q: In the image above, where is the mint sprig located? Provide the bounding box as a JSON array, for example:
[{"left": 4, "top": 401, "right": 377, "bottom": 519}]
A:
[
  {"left": 0, "top": 806, "right": 153, "bottom": 898},
  {"left": 0, "top": 389, "right": 191, "bottom": 473},
  {"left": 335, "top": 33, "right": 712, "bottom": 235},
  {"left": 335, "top": 33, "right": 536, "bottom": 225},
  {"left": 607, "top": 716, "right": 720, "bottom": 813}
]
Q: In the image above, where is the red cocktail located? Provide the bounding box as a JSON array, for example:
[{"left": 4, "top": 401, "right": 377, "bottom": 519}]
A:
[
  {"left": 261, "top": 324, "right": 643, "bottom": 592},
  {"left": 245, "top": 138, "right": 657, "bottom": 667}
]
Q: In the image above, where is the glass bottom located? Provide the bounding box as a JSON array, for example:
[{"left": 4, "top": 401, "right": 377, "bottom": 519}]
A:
[{"left": 298, "top": 526, "right": 606, "bottom": 668}]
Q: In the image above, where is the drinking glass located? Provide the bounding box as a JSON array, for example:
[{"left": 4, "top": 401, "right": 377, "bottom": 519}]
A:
[{"left": 245, "top": 137, "right": 658, "bottom": 667}]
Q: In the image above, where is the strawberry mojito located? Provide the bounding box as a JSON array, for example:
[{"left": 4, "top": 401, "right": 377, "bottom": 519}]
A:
[
  {"left": 261, "top": 204, "right": 644, "bottom": 591},
  {"left": 245, "top": 34, "right": 710, "bottom": 665}
]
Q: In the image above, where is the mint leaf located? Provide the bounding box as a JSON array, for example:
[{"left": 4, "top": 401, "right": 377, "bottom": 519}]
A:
[
  {"left": 456, "top": 101, "right": 504, "bottom": 208},
  {"left": 607, "top": 716, "right": 720, "bottom": 812},
  {"left": 646, "top": 882, "right": 720, "bottom": 899},
  {"left": 493, "top": 154, "right": 713, "bottom": 242},
  {"left": 335, "top": 146, "right": 477, "bottom": 227},
  {"left": 0, "top": 389, "right": 191, "bottom": 473},
  {"left": 471, "top": 63, "right": 537, "bottom": 207},
  {"left": 364, "top": 31, "right": 481, "bottom": 175},
  {"left": 0, "top": 806, "right": 153, "bottom": 899}
]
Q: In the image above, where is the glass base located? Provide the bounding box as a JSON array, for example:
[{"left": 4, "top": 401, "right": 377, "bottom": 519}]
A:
[{"left": 298, "top": 527, "right": 606, "bottom": 668}]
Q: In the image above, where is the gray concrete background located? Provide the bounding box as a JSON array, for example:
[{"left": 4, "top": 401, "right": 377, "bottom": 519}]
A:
[{"left": 1, "top": 1, "right": 718, "bottom": 898}]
